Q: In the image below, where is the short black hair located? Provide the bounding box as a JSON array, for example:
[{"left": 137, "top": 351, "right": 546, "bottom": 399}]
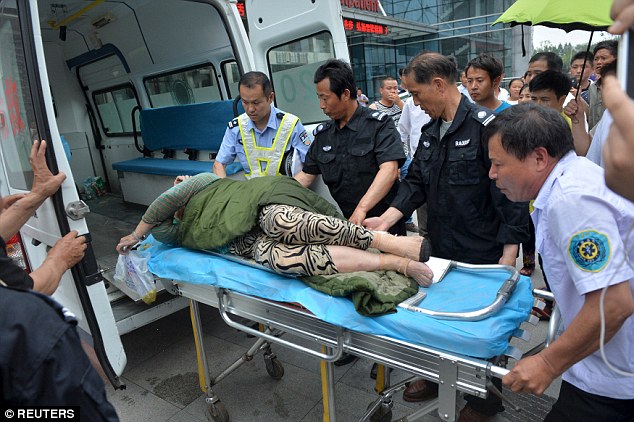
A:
[
  {"left": 519, "top": 83, "right": 530, "bottom": 95},
  {"left": 484, "top": 103, "right": 574, "bottom": 160},
  {"left": 593, "top": 39, "right": 618, "bottom": 58},
  {"left": 465, "top": 53, "right": 504, "bottom": 81},
  {"left": 529, "top": 70, "right": 572, "bottom": 99},
  {"left": 528, "top": 52, "right": 563, "bottom": 72},
  {"left": 379, "top": 76, "right": 397, "bottom": 88},
  {"left": 239, "top": 71, "right": 272, "bottom": 96},
  {"left": 314, "top": 59, "right": 357, "bottom": 99},
  {"left": 570, "top": 51, "right": 594, "bottom": 65},
  {"left": 405, "top": 52, "right": 458, "bottom": 85}
]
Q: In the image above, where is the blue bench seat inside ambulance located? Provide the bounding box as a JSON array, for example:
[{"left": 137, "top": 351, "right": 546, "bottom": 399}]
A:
[{"left": 112, "top": 100, "right": 243, "bottom": 177}]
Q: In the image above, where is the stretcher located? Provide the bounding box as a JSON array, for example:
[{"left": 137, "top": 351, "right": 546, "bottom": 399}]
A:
[{"left": 141, "top": 237, "right": 535, "bottom": 422}]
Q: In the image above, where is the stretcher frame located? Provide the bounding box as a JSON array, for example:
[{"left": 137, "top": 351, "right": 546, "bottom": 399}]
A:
[{"left": 160, "top": 264, "right": 543, "bottom": 422}]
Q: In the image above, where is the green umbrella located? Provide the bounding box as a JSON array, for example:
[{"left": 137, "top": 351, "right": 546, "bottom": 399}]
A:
[
  {"left": 493, "top": 0, "right": 614, "bottom": 106},
  {"left": 493, "top": 0, "right": 613, "bottom": 32}
]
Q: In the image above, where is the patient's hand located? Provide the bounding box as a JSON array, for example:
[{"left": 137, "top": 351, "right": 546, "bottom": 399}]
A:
[
  {"left": 116, "top": 234, "right": 138, "bottom": 254},
  {"left": 174, "top": 175, "right": 191, "bottom": 186}
]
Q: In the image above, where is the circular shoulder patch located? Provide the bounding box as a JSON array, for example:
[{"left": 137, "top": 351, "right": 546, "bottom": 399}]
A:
[{"left": 568, "top": 230, "right": 611, "bottom": 272}]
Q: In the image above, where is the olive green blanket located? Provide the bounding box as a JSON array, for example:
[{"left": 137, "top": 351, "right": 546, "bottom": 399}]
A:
[{"left": 303, "top": 269, "right": 418, "bottom": 316}]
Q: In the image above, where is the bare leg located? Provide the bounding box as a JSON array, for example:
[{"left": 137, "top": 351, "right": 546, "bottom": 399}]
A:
[
  {"left": 328, "top": 246, "right": 433, "bottom": 287},
  {"left": 259, "top": 205, "right": 430, "bottom": 262},
  {"left": 249, "top": 237, "right": 432, "bottom": 287}
]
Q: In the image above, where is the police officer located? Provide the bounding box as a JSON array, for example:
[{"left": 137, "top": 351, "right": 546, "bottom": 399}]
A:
[
  {"left": 213, "top": 71, "right": 311, "bottom": 178},
  {"left": 365, "top": 53, "right": 529, "bottom": 421},
  {"left": 487, "top": 103, "right": 634, "bottom": 422},
  {"left": 294, "top": 59, "right": 407, "bottom": 236},
  {"left": 0, "top": 284, "right": 119, "bottom": 421}
]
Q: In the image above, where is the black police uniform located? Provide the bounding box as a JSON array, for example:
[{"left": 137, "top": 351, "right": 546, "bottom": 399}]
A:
[
  {"left": 0, "top": 237, "right": 34, "bottom": 289},
  {"left": 392, "top": 96, "right": 529, "bottom": 264},
  {"left": 0, "top": 284, "right": 119, "bottom": 421},
  {"left": 303, "top": 105, "right": 407, "bottom": 235},
  {"left": 392, "top": 96, "right": 529, "bottom": 417}
]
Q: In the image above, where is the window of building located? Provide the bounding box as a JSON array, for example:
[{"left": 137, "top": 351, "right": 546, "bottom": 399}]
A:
[
  {"left": 93, "top": 84, "right": 140, "bottom": 137},
  {"left": 143, "top": 64, "right": 222, "bottom": 108},
  {"left": 267, "top": 32, "right": 335, "bottom": 125}
]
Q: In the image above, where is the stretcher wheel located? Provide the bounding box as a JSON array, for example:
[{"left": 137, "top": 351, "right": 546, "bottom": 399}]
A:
[
  {"left": 368, "top": 401, "right": 392, "bottom": 422},
  {"left": 207, "top": 401, "right": 229, "bottom": 422},
  {"left": 264, "top": 353, "right": 285, "bottom": 379}
]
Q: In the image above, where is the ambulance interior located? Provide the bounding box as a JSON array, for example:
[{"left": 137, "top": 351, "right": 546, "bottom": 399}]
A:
[{"left": 32, "top": 0, "right": 340, "bottom": 334}]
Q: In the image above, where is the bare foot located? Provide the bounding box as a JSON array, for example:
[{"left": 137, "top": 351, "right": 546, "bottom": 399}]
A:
[{"left": 406, "top": 261, "right": 434, "bottom": 287}]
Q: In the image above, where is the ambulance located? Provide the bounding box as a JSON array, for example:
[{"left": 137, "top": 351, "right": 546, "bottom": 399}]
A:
[{"left": 0, "top": 0, "right": 349, "bottom": 392}]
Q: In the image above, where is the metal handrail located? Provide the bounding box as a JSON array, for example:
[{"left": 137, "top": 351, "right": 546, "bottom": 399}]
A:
[
  {"left": 217, "top": 289, "right": 346, "bottom": 362},
  {"left": 398, "top": 262, "right": 519, "bottom": 321}
]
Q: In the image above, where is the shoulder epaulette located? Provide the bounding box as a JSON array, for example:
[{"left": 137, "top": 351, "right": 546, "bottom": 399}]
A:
[
  {"left": 470, "top": 106, "right": 496, "bottom": 127},
  {"left": 228, "top": 117, "right": 239, "bottom": 129},
  {"left": 312, "top": 121, "right": 332, "bottom": 136},
  {"left": 368, "top": 110, "right": 388, "bottom": 121}
]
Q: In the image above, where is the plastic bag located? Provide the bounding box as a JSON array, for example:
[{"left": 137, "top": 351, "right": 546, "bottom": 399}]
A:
[{"left": 114, "top": 250, "right": 157, "bottom": 304}]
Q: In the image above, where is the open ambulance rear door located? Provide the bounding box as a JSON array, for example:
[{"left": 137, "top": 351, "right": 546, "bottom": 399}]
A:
[
  {"left": 0, "top": 0, "right": 125, "bottom": 389},
  {"left": 245, "top": 0, "right": 350, "bottom": 127}
]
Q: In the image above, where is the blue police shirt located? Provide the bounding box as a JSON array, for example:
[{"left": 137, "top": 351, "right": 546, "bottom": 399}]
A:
[{"left": 215, "top": 105, "right": 311, "bottom": 175}]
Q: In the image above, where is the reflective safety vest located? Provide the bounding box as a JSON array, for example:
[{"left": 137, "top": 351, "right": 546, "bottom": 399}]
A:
[{"left": 239, "top": 112, "right": 299, "bottom": 179}]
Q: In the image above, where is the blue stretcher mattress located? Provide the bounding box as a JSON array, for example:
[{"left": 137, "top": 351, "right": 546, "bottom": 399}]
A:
[{"left": 143, "top": 238, "right": 533, "bottom": 359}]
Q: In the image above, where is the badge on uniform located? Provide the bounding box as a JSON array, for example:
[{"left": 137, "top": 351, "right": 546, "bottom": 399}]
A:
[
  {"left": 568, "top": 230, "right": 611, "bottom": 271},
  {"left": 323, "top": 145, "right": 332, "bottom": 152},
  {"left": 423, "top": 141, "right": 430, "bottom": 149},
  {"left": 299, "top": 130, "right": 311, "bottom": 146},
  {"left": 455, "top": 139, "right": 470, "bottom": 147}
]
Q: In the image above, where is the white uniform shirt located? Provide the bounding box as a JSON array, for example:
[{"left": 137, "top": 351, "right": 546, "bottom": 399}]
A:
[
  {"left": 397, "top": 97, "right": 431, "bottom": 158},
  {"left": 532, "top": 152, "right": 634, "bottom": 399}
]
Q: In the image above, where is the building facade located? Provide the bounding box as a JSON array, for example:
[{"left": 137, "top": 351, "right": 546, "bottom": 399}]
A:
[{"left": 341, "top": 0, "right": 530, "bottom": 100}]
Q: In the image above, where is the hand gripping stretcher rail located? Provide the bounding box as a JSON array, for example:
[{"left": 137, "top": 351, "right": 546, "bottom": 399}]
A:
[{"left": 141, "top": 238, "right": 542, "bottom": 422}]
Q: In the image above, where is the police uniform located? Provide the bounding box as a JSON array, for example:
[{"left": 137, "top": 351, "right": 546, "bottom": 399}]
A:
[
  {"left": 0, "top": 284, "right": 119, "bottom": 421},
  {"left": 392, "top": 96, "right": 529, "bottom": 264},
  {"left": 216, "top": 105, "right": 311, "bottom": 177},
  {"left": 0, "top": 237, "right": 33, "bottom": 289},
  {"left": 532, "top": 152, "right": 634, "bottom": 419},
  {"left": 302, "top": 105, "right": 407, "bottom": 235}
]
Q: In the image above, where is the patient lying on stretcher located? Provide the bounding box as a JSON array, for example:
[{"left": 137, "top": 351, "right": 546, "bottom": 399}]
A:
[{"left": 116, "top": 173, "right": 434, "bottom": 287}]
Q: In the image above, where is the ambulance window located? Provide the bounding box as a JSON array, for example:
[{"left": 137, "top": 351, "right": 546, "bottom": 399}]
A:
[
  {"left": 267, "top": 32, "right": 335, "bottom": 125},
  {"left": 144, "top": 64, "right": 222, "bottom": 107},
  {"left": 92, "top": 84, "right": 140, "bottom": 137},
  {"left": 221, "top": 61, "right": 240, "bottom": 99},
  {"left": 0, "top": 6, "right": 39, "bottom": 190}
]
